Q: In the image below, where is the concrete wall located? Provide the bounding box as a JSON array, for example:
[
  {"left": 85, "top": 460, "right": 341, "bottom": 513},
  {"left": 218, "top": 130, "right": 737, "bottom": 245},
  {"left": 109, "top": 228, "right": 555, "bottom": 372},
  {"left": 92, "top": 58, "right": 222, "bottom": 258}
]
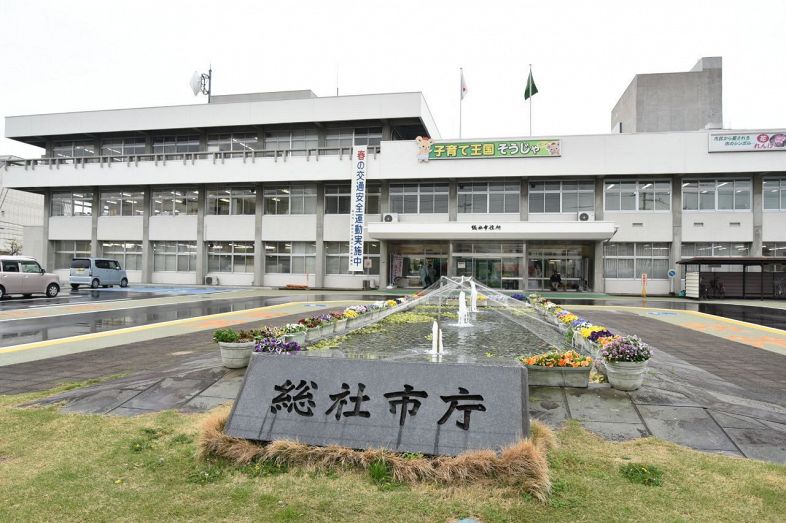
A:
[
  {"left": 681, "top": 211, "right": 753, "bottom": 242},
  {"left": 22, "top": 225, "right": 44, "bottom": 262},
  {"left": 204, "top": 215, "right": 255, "bottom": 241},
  {"left": 149, "top": 215, "right": 198, "bottom": 241},
  {"left": 763, "top": 212, "right": 786, "bottom": 241},
  {"left": 610, "top": 57, "right": 722, "bottom": 133},
  {"left": 605, "top": 212, "right": 673, "bottom": 242},
  {"left": 96, "top": 216, "right": 143, "bottom": 240},
  {"left": 49, "top": 216, "right": 91, "bottom": 240}
]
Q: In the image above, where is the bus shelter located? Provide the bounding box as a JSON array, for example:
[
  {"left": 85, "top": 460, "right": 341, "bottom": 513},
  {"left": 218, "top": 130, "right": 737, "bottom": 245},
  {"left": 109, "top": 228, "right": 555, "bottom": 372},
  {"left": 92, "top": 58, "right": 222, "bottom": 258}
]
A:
[{"left": 678, "top": 257, "right": 786, "bottom": 299}]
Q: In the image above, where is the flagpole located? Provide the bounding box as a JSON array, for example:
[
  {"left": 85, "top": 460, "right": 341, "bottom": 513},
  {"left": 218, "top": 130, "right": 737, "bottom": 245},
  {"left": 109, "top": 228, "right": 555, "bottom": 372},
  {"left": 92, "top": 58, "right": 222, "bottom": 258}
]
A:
[
  {"left": 528, "top": 64, "right": 532, "bottom": 136},
  {"left": 459, "top": 67, "right": 463, "bottom": 139}
]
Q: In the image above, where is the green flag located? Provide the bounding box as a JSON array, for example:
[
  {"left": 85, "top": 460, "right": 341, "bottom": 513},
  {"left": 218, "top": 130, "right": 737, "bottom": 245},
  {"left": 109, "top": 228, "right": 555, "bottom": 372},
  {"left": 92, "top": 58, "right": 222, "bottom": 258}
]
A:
[{"left": 524, "top": 70, "right": 538, "bottom": 100}]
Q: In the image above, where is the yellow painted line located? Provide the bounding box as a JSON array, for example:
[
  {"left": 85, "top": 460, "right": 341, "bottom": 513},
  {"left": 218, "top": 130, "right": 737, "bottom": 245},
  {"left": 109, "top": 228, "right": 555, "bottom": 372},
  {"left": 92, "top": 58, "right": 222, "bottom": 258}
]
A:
[
  {"left": 570, "top": 304, "right": 786, "bottom": 336},
  {"left": 0, "top": 299, "right": 363, "bottom": 356}
]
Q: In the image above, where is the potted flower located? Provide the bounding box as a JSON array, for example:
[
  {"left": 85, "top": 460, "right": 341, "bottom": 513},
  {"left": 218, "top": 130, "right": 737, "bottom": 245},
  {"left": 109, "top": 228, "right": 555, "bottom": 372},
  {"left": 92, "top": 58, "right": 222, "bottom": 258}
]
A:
[
  {"left": 521, "top": 350, "right": 593, "bottom": 388},
  {"left": 331, "top": 311, "right": 347, "bottom": 333},
  {"left": 343, "top": 308, "right": 361, "bottom": 330},
  {"left": 600, "top": 336, "right": 653, "bottom": 391},
  {"left": 299, "top": 316, "right": 324, "bottom": 342},
  {"left": 255, "top": 337, "right": 303, "bottom": 355},
  {"left": 280, "top": 323, "right": 307, "bottom": 345},
  {"left": 317, "top": 314, "right": 335, "bottom": 335},
  {"left": 213, "top": 328, "right": 256, "bottom": 368}
]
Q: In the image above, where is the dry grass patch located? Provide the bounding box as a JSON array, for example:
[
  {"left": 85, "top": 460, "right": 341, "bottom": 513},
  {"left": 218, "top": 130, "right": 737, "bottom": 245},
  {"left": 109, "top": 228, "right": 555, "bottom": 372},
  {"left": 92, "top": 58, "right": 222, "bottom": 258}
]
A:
[{"left": 199, "top": 406, "right": 553, "bottom": 501}]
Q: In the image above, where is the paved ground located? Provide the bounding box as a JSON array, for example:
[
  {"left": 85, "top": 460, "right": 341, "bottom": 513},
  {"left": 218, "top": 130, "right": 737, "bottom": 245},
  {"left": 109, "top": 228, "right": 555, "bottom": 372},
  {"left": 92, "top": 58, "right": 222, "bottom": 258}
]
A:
[{"left": 2, "top": 290, "right": 786, "bottom": 463}]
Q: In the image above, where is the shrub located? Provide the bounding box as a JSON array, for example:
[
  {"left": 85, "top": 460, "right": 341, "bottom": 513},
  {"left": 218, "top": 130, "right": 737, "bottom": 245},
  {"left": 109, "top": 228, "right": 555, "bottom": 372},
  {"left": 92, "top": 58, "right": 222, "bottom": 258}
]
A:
[
  {"left": 601, "top": 335, "right": 652, "bottom": 362},
  {"left": 212, "top": 328, "right": 239, "bottom": 343},
  {"left": 368, "top": 458, "right": 393, "bottom": 486},
  {"left": 620, "top": 463, "right": 663, "bottom": 486}
]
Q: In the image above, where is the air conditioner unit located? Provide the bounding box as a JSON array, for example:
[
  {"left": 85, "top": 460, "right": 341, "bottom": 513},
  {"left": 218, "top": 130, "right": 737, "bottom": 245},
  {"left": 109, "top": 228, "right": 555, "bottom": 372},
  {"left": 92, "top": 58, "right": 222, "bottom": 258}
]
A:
[
  {"left": 382, "top": 213, "right": 399, "bottom": 223},
  {"left": 204, "top": 275, "right": 218, "bottom": 285},
  {"left": 578, "top": 212, "right": 594, "bottom": 222}
]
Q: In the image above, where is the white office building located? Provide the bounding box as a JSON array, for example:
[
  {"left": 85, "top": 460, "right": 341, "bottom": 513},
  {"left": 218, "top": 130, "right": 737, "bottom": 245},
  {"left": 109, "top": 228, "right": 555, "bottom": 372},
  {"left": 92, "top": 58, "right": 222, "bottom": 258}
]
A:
[{"left": 2, "top": 83, "right": 785, "bottom": 295}]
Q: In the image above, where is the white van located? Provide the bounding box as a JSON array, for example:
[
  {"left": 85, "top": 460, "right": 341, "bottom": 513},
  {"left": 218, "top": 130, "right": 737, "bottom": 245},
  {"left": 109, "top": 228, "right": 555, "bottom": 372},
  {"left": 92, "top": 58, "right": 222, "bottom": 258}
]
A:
[
  {"left": 69, "top": 257, "right": 129, "bottom": 290},
  {"left": 0, "top": 255, "right": 60, "bottom": 298}
]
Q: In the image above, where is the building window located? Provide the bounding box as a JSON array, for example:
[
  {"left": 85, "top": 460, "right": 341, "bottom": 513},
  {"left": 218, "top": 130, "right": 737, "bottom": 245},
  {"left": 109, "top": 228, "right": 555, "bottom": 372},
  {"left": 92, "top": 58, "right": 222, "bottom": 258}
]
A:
[
  {"left": 100, "top": 138, "right": 145, "bottom": 156},
  {"left": 389, "top": 183, "right": 449, "bottom": 214},
  {"left": 152, "top": 189, "right": 199, "bottom": 216},
  {"left": 604, "top": 180, "right": 670, "bottom": 211},
  {"left": 530, "top": 180, "right": 594, "bottom": 213},
  {"left": 324, "top": 241, "right": 380, "bottom": 274},
  {"left": 51, "top": 192, "right": 93, "bottom": 216},
  {"left": 325, "top": 128, "right": 354, "bottom": 150},
  {"left": 100, "top": 241, "right": 143, "bottom": 271},
  {"left": 763, "top": 179, "right": 786, "bottom": 211},
  {"left": 264, "top": 241, "right": 316, "bottom": 274},
  {"left": 682, "top": 179, "right": 751, "bottom": 211},
  {"left": 152, "top": 241, "right": 197, "bottom": 272},
  {"left": 207, "top": 241, "right": 254, "bottom": 273},
  {"left": 325, "top": 183, "right": 380, "bottom": 214},
  {"left": 207, "top": 133, "right": 259, "bottom": 152},
  {"left": 263, "top": 185, "right": 316, "bottom": 215},
  {"left": 53, "top": 240, "right": 91, "bottom": 270},
  {"left": 458, "top": 182, "right": 519, "bottom": 214},
  {"left": 681, "top": 242, "right": 751, "bottom": 257},
  {"left": 604, "top": 243, "right": 670, "bottom": 279},
  {"left": 206, "top": 188, "right": 256, "bottom": 215},
  {"left": 100, "top": 191, "right": 144, "bottom": 216},
  {"left": 52, "top": 142, "right": 96, "bottom": 158},
  {"left": 153, "top": 136, "right": 200, "bottom": 154},
  {"left": 354, "top": 127, "right": 382, "bottom": 146},
  {"left": 263, "top": 130, "right": 291, "bottom": 151},
  {"left": 290, "top": 129, "right": 319, "bottom": 155},
  {"left": 763, "top": 242, "right": 786, "bottom": 256}
]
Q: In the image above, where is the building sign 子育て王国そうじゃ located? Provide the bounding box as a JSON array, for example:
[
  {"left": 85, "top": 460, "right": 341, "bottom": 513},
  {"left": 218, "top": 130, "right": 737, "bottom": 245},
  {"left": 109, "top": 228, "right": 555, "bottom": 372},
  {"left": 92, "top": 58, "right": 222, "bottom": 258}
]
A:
[
  {"left": 709, "top": 131, "right": 786, "bottom": 152},
  {"left": 418, "top": 139, "right": 560, "bottom": 161},
  {"left": 348, "top": 146, "right": 367, "bottom": 272}
]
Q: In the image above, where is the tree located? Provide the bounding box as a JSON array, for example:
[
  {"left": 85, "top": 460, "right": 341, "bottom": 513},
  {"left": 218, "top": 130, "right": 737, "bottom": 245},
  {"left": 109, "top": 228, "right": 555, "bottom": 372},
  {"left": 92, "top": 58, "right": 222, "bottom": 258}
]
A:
[{"left": 7, "top": 239, "right": 22, "bottom": 256}]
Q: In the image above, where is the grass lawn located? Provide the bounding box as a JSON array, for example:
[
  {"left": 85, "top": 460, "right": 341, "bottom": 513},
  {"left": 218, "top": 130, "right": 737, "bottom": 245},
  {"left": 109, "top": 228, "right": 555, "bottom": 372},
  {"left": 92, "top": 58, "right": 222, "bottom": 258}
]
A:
[{"left": 1, "top": 384, "right": 785, "bottom": 522}]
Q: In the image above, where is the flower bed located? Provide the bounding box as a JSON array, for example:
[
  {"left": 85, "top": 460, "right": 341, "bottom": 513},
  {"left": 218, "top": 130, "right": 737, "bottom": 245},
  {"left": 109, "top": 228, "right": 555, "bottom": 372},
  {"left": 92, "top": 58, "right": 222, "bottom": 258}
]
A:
[{"left": 520, "top": 350, "right": 592, "bottom": 388}]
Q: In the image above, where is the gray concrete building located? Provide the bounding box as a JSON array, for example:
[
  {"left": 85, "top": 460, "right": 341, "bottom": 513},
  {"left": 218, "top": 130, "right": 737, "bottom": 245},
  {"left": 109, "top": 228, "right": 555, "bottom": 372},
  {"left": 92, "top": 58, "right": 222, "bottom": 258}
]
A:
[{"left": 611, "top": 57, "right": 723, "bottom": 133}]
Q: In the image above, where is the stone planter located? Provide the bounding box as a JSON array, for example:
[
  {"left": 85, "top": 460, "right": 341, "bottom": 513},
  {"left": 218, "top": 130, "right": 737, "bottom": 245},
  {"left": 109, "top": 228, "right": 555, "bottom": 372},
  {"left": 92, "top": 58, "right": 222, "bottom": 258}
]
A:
[
  {"left": 320, "top": 322, "right": 335, "bottom": 336},
  {"left": 283, "top": 331, "right": 307, "bottom": 345},
  {"left": 305, "top": 327, "right": 321, "bottom": 343},
  {"left": 346, "top": 317, "right": 362, "bottom": 331},
  {"left": 333, "top": 319, "right": 347, "bottom": 334},
  {"left": 605, "top": 360, "right": 648, "bottom": 391},
  {"left": 218, "top": 341, "right": 255, "bottom": 369},
  {"left": 526, "top": 365, "right": 591, "bottom": 388}
]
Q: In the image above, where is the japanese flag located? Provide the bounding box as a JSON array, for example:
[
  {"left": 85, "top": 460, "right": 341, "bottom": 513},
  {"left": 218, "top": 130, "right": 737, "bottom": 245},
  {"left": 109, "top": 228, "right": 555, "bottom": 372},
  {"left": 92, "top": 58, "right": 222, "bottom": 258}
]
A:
[{"left": 460, "top": 69, "right": 468, "bottom": 100}]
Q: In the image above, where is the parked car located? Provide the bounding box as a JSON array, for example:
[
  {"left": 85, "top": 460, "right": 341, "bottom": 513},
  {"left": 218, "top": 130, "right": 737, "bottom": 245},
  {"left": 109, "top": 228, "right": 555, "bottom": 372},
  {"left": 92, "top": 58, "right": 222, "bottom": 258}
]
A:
[
  {"left": 69, "top": 257, "right": 128, "bottom": 290},
  {"left": 0, "top": 255, "right": 60, "bottom": 299}
]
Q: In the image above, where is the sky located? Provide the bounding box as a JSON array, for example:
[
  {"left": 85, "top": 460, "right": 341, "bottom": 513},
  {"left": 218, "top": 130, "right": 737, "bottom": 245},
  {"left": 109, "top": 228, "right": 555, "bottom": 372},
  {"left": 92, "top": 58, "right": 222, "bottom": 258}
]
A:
[{"left": 1, "top": 0, "right": 785, "bottom": 158}]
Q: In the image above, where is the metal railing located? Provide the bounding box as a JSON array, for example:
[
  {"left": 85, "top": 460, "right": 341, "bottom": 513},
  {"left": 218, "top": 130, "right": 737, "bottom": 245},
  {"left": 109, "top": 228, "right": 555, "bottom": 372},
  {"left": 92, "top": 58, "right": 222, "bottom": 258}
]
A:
[{"left": 2, "top": 145, "right": 381, "bottom": 171}]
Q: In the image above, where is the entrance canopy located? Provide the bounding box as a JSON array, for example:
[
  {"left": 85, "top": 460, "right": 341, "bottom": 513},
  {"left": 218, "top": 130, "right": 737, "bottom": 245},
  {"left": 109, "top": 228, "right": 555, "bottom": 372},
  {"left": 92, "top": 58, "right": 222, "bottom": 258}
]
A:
[{"left": 368, "top": 221, "right": 617, "bottom": 241}]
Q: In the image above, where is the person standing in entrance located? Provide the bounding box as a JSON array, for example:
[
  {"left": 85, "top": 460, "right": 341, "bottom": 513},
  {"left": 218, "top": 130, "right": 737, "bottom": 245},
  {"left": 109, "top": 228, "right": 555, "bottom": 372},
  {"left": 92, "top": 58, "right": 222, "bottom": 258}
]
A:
[
  {"left": 550, "top": 271, "right": 562, "bottom": 291},
  {"left": 428, "top": 264, "right": 437, "bottom": 286},
  {"left": 419, "top": 263, "right": 429, "bottom": 288}
]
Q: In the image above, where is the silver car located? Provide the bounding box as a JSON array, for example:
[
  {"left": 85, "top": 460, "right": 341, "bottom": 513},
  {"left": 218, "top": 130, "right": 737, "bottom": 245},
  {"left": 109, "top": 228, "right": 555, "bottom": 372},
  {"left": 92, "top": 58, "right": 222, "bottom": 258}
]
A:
[
  {"left": 69, "top": 257, "right": 129, "bottom": 289},
  {"left": 0, "top": 255, "right": 61, "bottom": 299}
]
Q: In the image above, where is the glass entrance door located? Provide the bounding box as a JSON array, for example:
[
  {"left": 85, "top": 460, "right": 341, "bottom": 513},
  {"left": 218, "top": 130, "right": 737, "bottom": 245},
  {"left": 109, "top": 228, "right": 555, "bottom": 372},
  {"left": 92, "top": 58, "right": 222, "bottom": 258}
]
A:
[{"left": 527, "top": 244, "right": 592, "bottom": 291}]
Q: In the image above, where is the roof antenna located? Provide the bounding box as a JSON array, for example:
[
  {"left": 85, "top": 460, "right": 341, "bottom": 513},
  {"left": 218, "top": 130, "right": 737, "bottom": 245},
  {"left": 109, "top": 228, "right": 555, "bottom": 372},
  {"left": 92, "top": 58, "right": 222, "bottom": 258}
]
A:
[{"left": 190, "top": 64, "right": 212, "bottom": 103}]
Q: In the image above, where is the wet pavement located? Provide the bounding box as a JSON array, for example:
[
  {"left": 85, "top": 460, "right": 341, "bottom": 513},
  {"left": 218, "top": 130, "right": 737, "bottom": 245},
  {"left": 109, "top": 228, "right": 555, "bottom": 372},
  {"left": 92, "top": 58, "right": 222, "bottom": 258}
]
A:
[
  {"left": 0, "top": 293, "right": 398, "bottom": 348},
  {"left": 0, "top": 289, "right": 169, "bottom": 310}
]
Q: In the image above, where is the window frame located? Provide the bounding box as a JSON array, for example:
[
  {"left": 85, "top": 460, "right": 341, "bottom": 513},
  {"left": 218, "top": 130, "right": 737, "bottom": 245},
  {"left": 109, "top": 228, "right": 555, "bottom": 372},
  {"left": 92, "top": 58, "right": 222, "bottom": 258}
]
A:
[
  {"left": 324, "top": 241, "right": 381, "bottom": 275},
  {"left": 530, "top": 180, "right": 595, "bottom": 214},
  {"left": 99, "top": 190, "right": 145, "bottom": 217},
  {"left": 457, "top": 181, "right": 520, "bottom": 214},
  {"left": 682, "top": 178, "right": 752, "bottom": 212},
  {"left": 264, "top": 241, "right": 316, "bottom": 274},
  {"left": 152, "top": 241, "right": 197, "bottom": 272},
  {"left": 763, "top": 178, "right": 786, "bottom": 212},
  {"left": 51, "top": 192, "right": 94, "bottom": 217},
  {"left": 604, "top": 179, "right": 671, "bottom": 213},
  {"left": 207, "top": 241, "right": 255, "bottom": 273},
  {"left": 100, "top": 241, "right": 143, "bottom": 271},
  {"left": 53, "top": 240, "right": 92, "bottom": 270},
  {"left": 263, "top": 185, "right": 317, "bottom": 215},
  {"left": 151, "top": 188, "right": 199, "bottom": 216},
  {"left": 206, "top": 188, "right": 256, "bottom": 216},
  {"left": 603, "top": 242, "right": 671, "bottom": 279},
  {"left": 389, "top": 183, "right": 449, "bottom": 214}
]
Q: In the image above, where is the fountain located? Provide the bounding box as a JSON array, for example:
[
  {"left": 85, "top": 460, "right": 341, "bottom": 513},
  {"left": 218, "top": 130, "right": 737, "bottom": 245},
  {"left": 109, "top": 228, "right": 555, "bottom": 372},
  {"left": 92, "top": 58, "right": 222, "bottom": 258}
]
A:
[
  {"left": 429, "top": 320, "right": 445, "bottom": 361},
  {"left": 457, "top": 291, "right": 471, "bottom": 327},
  {"left": 470, "top": 279, "right": 479, "bottom": 313}
]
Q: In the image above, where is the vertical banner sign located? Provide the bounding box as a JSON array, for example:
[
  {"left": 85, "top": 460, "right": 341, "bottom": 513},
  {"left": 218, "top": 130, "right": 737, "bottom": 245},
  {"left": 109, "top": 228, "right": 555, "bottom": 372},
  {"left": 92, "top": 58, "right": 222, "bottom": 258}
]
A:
[{"left": 349, "top": 146, "right": 368, "bottom": 272}]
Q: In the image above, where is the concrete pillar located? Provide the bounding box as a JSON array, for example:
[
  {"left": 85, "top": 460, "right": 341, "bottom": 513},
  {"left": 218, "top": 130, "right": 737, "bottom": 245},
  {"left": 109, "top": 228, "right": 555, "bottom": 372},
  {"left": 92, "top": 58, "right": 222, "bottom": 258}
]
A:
[
  {"left": 447, "top": 241, "right": 456, "bottom": 277},
  {"left": 520, "top": 178, "right": 529, "bottom": 220},
  {"left": 254, "top": 183, "right": 264, "bottom": 286},
  {"left": 91, "top": 189, "right": 99, "bottom": 256},
  {"left": 593, "top": 240, "right": 605, "bottom": 293},
  {"left": 141, "top": 187, "right": 152, "bottom": 283},
  {"left": 594, "top": 177, "right": 604, "bottom": 221},
  {"left": 752, "top": 173, "right": 763, "bottom": 256},
  {"left": 448, "top": 180, "right": 458, "bottom": 221},
  {"left": 380, "top": 180, "right": 390, "bottom": 214},
  {"left": 144, "top": 135, "right": 152, "bottom": 154},
  {"left": 520, "top": 242, "right": 528, "bottom": 291},
  {"left": 196, "top": 185, "right": 206, "bottom": 284},
  {"left": 379, "top": 240, "right": 389, "bottom": 288},
  {"left": 381, "top": 123, "right": 393, "bottom": 141},
  {"left": 671, "top": 175, "right": 683, "bottom": 288},
  {"left": 314, "top": 182, "right": 325, "bottom": 288},
  {"left": 42, "top": 191, "right": 52, "bottom": 271}
]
